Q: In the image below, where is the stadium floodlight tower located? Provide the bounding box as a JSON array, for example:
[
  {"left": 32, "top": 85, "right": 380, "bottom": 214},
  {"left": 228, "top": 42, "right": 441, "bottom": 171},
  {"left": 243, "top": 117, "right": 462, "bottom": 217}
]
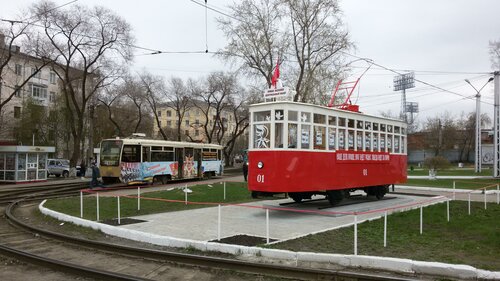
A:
[
  {"left": 393, "top": 72, "right": 415, "bottom": 123},
  {"left": 465, "top": 77, "right": 494, "bottom": 173}
]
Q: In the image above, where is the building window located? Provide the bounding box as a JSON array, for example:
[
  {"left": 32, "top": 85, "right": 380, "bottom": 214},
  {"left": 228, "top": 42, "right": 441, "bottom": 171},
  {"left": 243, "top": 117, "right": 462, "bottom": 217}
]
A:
[
  {"left": 15, "top": 85, "right": 21, "bottom": 97},
  {"left": 185, "top": 120, "right": 189, "bottom": 126},
  {"left": 14, "top": 107, "right": 21, "bottom": 118},
  {"left": 49, "top": 72, "right": 56, "bottom": 84},
  {"left": 167, "top": 110, "right": 171, "bottom": 117},
  {"left": 167, "top": 120, "right": 171, "bottom": 127},
  {"left": 31, "top": 68, "right": 41, "bottom": 78},
  {"left": 15, "top": 64, "right": 22, "bottom": 75},
  {"left": 195, "top": 119, "right": 200, "bottom": 125},
  {"left": 157, "top": 110, "right": 162, "bottom": 117},
  {"left": 158, "top": 120, "right": 162, "bottom": 127},
  {"left": 185, "top": 130, "right": 189, "bottom": 136},
  {"left": 49, "top": 92, "right": 56, "bottom": 102},
  {"left": 31, "top": 84, "right": 47, "bottom": 99}
]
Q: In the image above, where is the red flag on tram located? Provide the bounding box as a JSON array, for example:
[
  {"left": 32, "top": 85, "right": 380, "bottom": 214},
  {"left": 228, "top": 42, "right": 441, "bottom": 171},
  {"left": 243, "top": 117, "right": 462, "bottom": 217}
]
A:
[{"left": 271, "top": 58, "right": 280, "bottom": 88}]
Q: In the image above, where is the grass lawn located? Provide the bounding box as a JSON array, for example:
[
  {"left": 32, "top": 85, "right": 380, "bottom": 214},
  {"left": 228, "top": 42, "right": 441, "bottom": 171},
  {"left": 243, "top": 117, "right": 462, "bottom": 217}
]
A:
[
  {"left": 407, "top": 168, "right": 493, "bottom": 177},
  {"left": 265, "top": 201, "right": 500, "bottom": 270},
  {"left": 405, "top": 178, "right": 499, "bottom": 189},
  {"left": 44, "top": 182, "right": 263, "bottom": 221}
]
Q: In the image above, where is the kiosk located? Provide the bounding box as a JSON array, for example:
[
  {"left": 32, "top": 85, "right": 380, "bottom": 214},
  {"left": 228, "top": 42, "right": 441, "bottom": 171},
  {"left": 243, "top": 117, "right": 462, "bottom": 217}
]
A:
[{"left": 0, "top": 145, "right": 55, "bottom": 183}]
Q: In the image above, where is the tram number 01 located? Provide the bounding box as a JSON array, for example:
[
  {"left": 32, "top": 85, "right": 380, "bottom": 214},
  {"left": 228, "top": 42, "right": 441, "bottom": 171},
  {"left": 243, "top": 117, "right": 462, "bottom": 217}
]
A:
[
  {"left": 257, "top": 174, "right": 265, "bottom": 183},
  {"left": 362, "top": 169, "right": 368, "bottom": 176}
]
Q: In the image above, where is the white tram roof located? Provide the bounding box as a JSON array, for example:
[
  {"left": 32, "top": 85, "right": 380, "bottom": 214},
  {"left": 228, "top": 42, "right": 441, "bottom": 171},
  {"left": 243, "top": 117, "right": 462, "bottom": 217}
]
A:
[
  {"left": 249, "top": 101, "right": 406, "bottom": 127},
  {"left": 102, "top": 138, "right": 223, "bottom": 150}
]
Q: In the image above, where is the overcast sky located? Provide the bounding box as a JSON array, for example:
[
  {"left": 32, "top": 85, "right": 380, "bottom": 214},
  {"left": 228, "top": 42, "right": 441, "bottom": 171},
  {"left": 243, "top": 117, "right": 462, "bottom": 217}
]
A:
[{"left": 2, "top": 0, "right": 499, "bottom": 126}]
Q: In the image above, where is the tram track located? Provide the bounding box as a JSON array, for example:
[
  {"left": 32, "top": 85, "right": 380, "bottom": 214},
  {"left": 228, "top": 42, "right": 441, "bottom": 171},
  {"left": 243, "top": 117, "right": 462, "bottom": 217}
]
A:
[{"left": 0, "top": 180, "right": 421, "bottom": 280}]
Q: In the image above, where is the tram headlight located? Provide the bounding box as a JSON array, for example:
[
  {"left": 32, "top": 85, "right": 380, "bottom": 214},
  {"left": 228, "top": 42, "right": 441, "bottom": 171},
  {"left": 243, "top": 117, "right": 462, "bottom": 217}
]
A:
[{"left": 257, "top": 161, "right": 264, "bottom": 169}]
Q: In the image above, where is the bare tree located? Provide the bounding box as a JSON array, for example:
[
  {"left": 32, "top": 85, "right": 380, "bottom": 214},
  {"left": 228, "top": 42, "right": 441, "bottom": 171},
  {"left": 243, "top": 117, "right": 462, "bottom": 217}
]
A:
[
  {"left": 164, "top": 77, "right": 191, "bottom": 141},
  {"left": 222, "top": 90, "right": 250, "bottom": 166},
  {"left": 489, "top": 39, "right": 500, "bottom": 70},
  {"left": 218, "top": 0, "right": 353, "bottom": 103},
  {"left": 423, "top": 112, "right": 457, "bottom": 157},
  {"left": 139, "top": 72, "right": 168, "bottom": 140},
  {"left": 31, "top": 1, "right": 134, "bottom": 166},
  {"left": 218, "top": 0, "right": 287, "bottom": 87}
]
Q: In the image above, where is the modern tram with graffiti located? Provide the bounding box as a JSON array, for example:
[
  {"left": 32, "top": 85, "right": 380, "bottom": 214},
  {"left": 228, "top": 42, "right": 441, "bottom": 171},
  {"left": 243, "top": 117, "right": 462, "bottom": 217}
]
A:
[
  {"left": 248, "top": 101, "right": 407, "bottom": 205},
  {"left": 99, "top": 135, "right": 223, "bottom": 185}
]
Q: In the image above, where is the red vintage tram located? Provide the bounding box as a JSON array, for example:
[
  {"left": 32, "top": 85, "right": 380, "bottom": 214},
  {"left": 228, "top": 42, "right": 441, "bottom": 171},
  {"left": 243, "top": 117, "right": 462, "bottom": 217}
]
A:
[{"left": 247, "top": 101, "right": 407, "bottom": 205}]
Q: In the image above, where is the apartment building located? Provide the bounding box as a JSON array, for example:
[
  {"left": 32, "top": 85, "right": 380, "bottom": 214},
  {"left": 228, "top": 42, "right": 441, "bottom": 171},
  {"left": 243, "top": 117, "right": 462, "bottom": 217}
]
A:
[
  {"left": 153, "top": 104, "right": 237, "bottom": 142},
  {"left": 0, "top": 34, "right": 60, "bottom": 141}
]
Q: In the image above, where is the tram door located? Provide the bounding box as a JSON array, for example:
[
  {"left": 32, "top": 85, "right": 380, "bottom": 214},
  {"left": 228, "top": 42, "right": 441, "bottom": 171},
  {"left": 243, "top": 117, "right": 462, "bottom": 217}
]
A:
[
  {"left": 175, "top": 147, "right": 184, "bottom": 179},
  {"left": 194, "top": 149, "right": 202, "bottom": 178}
]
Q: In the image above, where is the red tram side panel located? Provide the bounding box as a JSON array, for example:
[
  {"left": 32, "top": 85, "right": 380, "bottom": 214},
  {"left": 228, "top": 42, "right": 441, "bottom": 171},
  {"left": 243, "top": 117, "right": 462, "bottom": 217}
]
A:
[{"left": 248, "top": 150, "right": 407, "bottom": 193}]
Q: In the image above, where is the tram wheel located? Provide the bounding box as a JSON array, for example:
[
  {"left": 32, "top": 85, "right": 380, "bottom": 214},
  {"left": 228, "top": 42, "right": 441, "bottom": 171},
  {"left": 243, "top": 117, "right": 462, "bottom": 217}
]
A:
[
  {"left": 289, "top": 193, "right": 303, "bottom": 203},
  {"left": 326, "top": 190, "right": 343, "bottom": 205}
]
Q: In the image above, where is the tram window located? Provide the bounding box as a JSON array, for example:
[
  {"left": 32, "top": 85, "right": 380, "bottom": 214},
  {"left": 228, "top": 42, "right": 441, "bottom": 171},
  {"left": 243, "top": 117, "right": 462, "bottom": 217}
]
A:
[
  {"left": 402, "top": 128, "right": 406, "bottom": 134},
  {"left": 143, "top": 146, "right": 150, "bottom": 162},
  {"left": 394, "top": 126, "right": 400, "bottom": 134},
  {"left": 338, "top": 118, "right": 346, "bottom": 127},
  {"left": 338, "top": 130, "right": 345, "bottom": 149},
  {"left": 373, "top": 123, "right": 379, "bottom": 131},
  {"left": 288, "top": 110, "right": 298, "bottom": 121},
  {"left": 151, "top": 151, "right": 174, "bottom": 162},
  {"left": 300, "top": 112, "right": 311, "bottom": 123},
  {"left": 401, "top": 137, "right": 406, "bottom": 153},
  {"left": 152, "top": 146, "right": 162, "bottom": 151},
  {"left": 348, "top": 119, "right": 355, "bottom": 128},
  {"left": 387, "top": 135, "right": 392, "bottom": 150},
  {"left": 381, "top": 124, "right": 386, "bottom": 132},
  {"left": 356, "top": 132, "right": 363, "bottom": 150},
  {"left": 356, "top": 120, "right": 363, "bottom": 129},
  {"left": 122, "top": 145, "right": 141, "bottom": 162},
  {"left": 254, "top": 124, "right": 270, "bottom": 148},
  {"left": 275, "top": 109, "right": 284, "bottom": 121},
  {"left": 202, "top": 152, "right": 217, "bottom": 161},
  {"left": 388, "top": 125, "right": 393, "bottom": 133},
  {"left": 313, "top": 126, "right": 326, "bottom": 150},
  {"left": 328, "top": 128, "right": 336, "bottom": 150},
  {"left": 254, "top": 111, "right": 271, "bottom": 122},
  {"left": 395, "top": 137, "right": 400, "bottom": 153},
  {"left": 218, "top": 150, "right": 222, "bottom": 160},
  {"left": 380, "top": 134, "right": 386, "bottom": 150},
  {"left": 164, "top": 146, "right": 174, "bottom": 151},
  {"left": 365, "top": 132, "right": 371, "bottom": 150},
  {"left": 313, "top": 114, "right": 326, "bottom": 124},
  {"left": 365, "top": 122, "right": 371, "bottom": 130},
  {"left": 348, "top": 130, "right": 354, "bottom": 150},
  {"left": 301, "top": 125, "right": 311, "bottom": 149},
  {"left": 288, "top": 123, "right": 298, "bottom": 148},
  {"left": 275, "top": 123, "right": 284, "bottom": 148},
  {"left": 373, "top": 133, "right": 379, "bottom": 150},
  {"left": 328, "top": 116, "right": 336, "bottom": 126}
]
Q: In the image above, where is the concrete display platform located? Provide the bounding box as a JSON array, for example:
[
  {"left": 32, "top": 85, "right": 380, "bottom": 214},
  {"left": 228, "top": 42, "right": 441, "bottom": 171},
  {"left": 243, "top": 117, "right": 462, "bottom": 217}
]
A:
[{"left": 118, "top": 192, "right": 434, "bottom": 242}]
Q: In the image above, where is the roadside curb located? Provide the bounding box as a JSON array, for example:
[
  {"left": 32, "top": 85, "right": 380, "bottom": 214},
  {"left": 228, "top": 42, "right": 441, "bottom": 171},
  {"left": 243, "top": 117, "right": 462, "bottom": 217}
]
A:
[{"left": 39, "top": 200, "right": 500, "bottom": 280}]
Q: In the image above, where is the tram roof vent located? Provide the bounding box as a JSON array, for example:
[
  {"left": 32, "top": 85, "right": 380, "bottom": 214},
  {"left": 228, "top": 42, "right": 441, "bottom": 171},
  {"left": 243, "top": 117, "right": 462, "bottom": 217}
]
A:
[{"left": 129, "top": 133, "right": 147, "bottom": 139}]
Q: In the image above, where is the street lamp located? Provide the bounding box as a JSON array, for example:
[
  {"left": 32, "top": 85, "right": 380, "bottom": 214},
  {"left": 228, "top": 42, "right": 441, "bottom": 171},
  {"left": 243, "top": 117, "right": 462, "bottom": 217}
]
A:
[{"left": 465, "top": 77, "right": 494, "bottom": 173}]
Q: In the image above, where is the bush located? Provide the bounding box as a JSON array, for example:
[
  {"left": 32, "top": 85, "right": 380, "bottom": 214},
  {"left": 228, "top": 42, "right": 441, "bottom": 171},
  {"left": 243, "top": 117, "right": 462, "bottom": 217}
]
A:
[{"left": 424, "top": 156, "right": 450, "bottom": 171}]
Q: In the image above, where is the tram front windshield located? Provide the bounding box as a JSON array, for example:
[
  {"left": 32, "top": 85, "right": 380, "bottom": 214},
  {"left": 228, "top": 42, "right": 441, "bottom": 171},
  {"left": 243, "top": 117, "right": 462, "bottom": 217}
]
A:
[{"left": 100, "top": 140, "right": 123, "bottom": 166}]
